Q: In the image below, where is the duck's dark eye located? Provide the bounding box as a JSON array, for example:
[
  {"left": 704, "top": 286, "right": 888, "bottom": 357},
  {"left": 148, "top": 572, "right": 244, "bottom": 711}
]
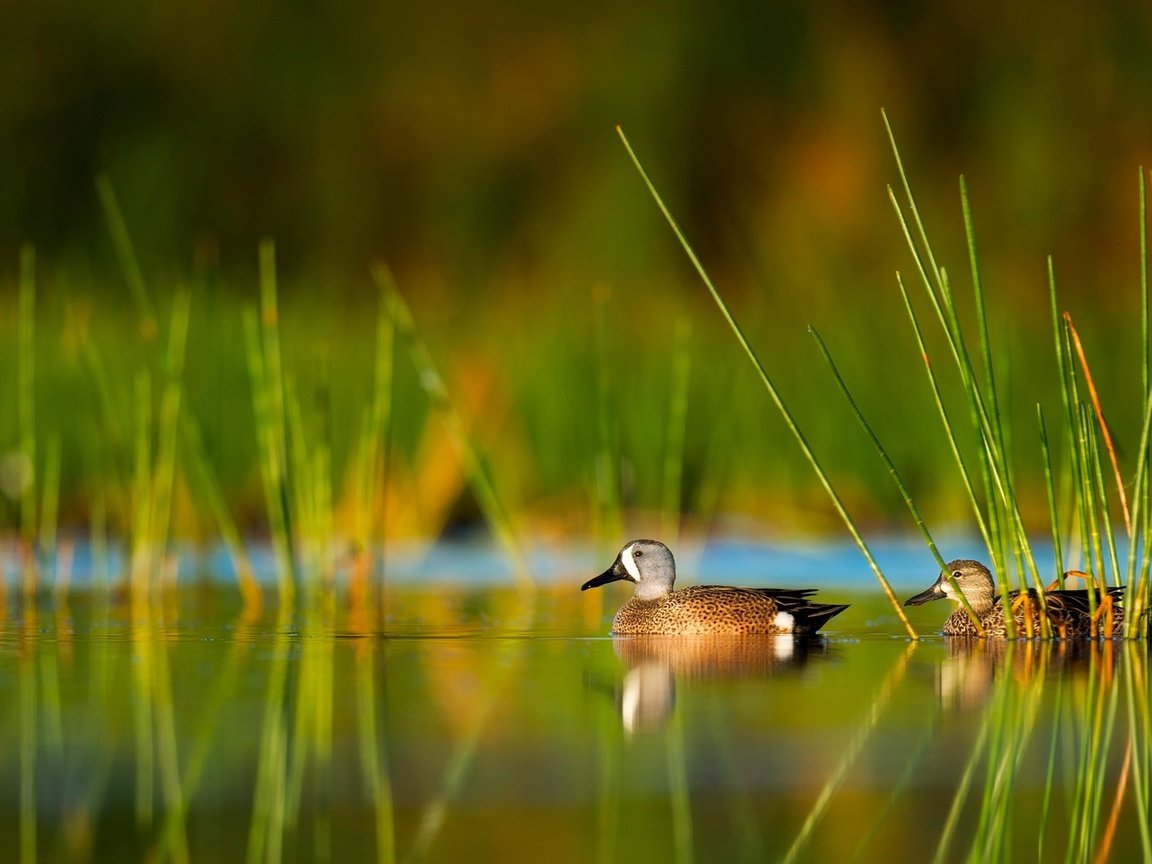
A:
[
  {"left": 634, "top": 549, "right": 643, "bottom": 557},
  {"left": 951, "top": 571, "right": 962, "bottom": 579}
]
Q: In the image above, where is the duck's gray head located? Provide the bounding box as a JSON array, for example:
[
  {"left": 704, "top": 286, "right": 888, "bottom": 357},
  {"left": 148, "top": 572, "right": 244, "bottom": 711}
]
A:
[
  {"left": 904, "top": 559, "right": 996, "bottom": 609},
  {"left": 581, "top": 539, "right": 676, "bottom": 601}
]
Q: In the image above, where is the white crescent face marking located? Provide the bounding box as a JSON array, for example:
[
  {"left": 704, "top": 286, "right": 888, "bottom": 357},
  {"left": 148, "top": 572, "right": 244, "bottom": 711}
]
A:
[{"left": 621, "top": 544, "right": 642, "bottom": 581}]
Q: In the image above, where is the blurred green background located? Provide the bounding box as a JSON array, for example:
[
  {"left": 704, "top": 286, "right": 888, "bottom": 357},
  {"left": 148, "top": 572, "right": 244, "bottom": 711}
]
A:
[{"left": 3, "top": 0, "right": 1152, "bottom": 542}]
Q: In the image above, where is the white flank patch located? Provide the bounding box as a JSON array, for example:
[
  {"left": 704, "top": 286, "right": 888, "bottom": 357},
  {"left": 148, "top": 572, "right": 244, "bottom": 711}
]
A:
[
  {"left": 773, "top": 611, "right": 795, "bottom": 632},
  {"left": 621, "top": 544, "right": 642, "bottom": 581}
]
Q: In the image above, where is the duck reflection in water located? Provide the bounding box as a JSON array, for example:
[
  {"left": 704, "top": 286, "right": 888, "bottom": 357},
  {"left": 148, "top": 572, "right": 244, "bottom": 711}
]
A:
[
  {"left": 613, "top": 634, "right": 831, "bottom": 733},
  {"left": 932, "top": 637, "right": 1123, "bottom": 711}
]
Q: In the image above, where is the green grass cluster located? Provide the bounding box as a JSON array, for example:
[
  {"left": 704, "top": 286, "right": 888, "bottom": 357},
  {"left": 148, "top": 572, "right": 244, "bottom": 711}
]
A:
[{"left": 619, "top": 113, "right": 1152, "bottom": 638}]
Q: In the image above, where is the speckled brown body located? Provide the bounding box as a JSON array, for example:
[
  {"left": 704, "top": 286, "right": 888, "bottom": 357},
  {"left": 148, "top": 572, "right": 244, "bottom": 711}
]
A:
[
  {"left": 583, "top": 540, "right": 850, "bottom": 637},
  {"left": 609, "top": 585, "right": 846, "bottom": 636},
  {"left": 942, "top": 588, "right": 1127, "bottom": 638},
  {"left": 906, "top": 559, "right": 1131, "bottom": 639}
]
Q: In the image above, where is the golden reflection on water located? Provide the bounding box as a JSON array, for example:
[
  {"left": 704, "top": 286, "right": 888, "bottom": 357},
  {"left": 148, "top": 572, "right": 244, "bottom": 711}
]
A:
[{"left": 0, "top": 586, "right": 1148, "bottom": 863}]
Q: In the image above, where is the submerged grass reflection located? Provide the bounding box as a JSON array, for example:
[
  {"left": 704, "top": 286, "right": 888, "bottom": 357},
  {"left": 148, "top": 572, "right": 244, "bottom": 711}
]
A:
[{"left": 3, "top": 587, "right": 1152, "bottom": 862}]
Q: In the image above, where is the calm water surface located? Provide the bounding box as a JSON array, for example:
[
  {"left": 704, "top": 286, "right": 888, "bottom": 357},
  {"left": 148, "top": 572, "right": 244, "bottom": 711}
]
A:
[{"left": 0, "top": 559, "right": 1148, "bottom": 863}]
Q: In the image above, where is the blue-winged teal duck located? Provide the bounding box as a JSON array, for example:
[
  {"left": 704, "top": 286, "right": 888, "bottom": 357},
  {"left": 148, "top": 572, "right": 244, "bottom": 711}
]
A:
[
  {"left": 581, "top": 539, "right": 849, "bottom": 635},
  {"left": 904, "top": 559, "right": 1126, "bottom": 638}
]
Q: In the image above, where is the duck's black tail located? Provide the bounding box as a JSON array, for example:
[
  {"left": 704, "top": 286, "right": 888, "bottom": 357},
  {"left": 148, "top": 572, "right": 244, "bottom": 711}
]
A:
[{"left": 790, "top": 601, "right": 850, "bottom": 634}]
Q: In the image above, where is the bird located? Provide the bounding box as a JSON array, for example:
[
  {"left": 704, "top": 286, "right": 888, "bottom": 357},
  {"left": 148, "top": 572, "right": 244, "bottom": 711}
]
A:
[
  {"left": 904, "top": 558, "right": 1127, "bottom": 638},
  {"left": 581, "top": 539, "right": 849, "bottom": 636}
]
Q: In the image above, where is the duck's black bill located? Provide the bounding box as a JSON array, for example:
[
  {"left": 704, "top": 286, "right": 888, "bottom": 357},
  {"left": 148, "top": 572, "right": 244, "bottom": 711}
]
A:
[
  {"left": 581, "top": 565, "right": 626, "bottom": 591},
  {"left": 904, "top": 579, "right": 945, "bottom": 607}
]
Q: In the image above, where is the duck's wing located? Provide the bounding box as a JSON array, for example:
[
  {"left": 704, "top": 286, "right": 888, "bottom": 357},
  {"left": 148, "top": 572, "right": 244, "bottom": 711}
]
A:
[{"left": 1043, "top": 586, "right": 1126, "bottom": 616}]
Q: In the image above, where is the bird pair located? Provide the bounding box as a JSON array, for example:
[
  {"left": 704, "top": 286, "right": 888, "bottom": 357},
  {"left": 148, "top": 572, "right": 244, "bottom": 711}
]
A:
[{"left": 583, "top": 539, "right": 1128, "bottom": 638}]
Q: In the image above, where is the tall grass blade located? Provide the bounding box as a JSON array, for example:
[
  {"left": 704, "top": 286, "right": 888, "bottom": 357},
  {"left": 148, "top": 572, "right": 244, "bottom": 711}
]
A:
[
  {"left": 131, "top": 371, "right": 154, "bottom": 598},
  {"left": 17, "top": 245, "right": 37, "bottom": 583},
  {"left": 1065, "top": 313, "right": 1131, "bottom": 535},
  {"left": 810, "top": 326, "right": 984, "bottom": 632},
  {"left": 780, "top": 644, "right": 914, "bottom": 864},
  {"left": 19, "top": 653, "right": 36, "bottom": 864},
  {"left": 661, "top": 316, "right": 693, "bottom": 544},
  {"left": 895, "top": 274, "right": 992, "bottom": 550},
  {"left": 617, "top": 125, "right": 916, "bottom": 637},
  {"left": 355, "top": 640, "right": 396, "bottom": 864},
  {"left": 593, "top": 287, "right": 624, "bottom": 554},
  {"left": 372, "top": 263, "right": 531, "bottom": 589},
  {"left": 1038, "top": 405, "right": 1065, "bottom": 579},
  {"left": 152, "top": 290, "right": 191, "bottom": 567},
  {"left": 244, "top": 295, "right": 296, "bottom": 602},
  {"left": 667, "top": 710, "right": 694, "bottom": 864},
  {"left": 181, "top": 410, "right": 261, "bottom": 607},
  {"left": 39, "top": 434, "right": 61, "bottom": 575},
  {"left": 95, "top": 174, "right": 158, "bottom": 339}
]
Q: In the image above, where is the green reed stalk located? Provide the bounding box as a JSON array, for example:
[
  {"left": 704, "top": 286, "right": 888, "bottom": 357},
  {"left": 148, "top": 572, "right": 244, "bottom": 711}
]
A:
[
  {"left": 181, "top": 410, "right": 261, "bottom": 606},
  {"left": 151, "top": 624, "right": 191, "bottom": 864},
  {"left": 962, "top": 179, "right": 1015, "bottom": 575},
  {"left": 373, "top": 264, "right": 531, "bottom": 589},
  {"left": 1066, "top": 656, "right": 1122, "bottom": 863},
  {"left": 962, "top": 177, "right": 1004, "bottom": 448},
  {"left": 39, "top": 434, "right": 61, "bottom": 573},
  {"left": 284, "top": 379, "right": 318, "bottom": 580},
  {"left": 780, "top": 644, "right": 914, "bottom": 864},
  {"left": 244, "top": 303, "right": 296, "bottom": 602},
  {"left": 1126, "top": 385, "right": 1152, "bottom": 634},
  {"left": 405, "top": 641, "right": 526, "bottom": 864},
  {"left": 1077, "top": 408, "right": 1105, "bottom": 594},
  {"left": 618, "top": 125, "right": 916, "bottom": 637},
  {"left": 1038, "top": 406, "right": 1065, "bottom": 580},
  {"left": 96, "top": 174, "right": 157, "bottom": 339},
  {"left": 593, "top": 289, "right": 624, "bottom": 551},
  {"left": 594, "top": 702, "right": 620, "bottom": 864},
  {"left": 661, "top": 316, "right": 693, "bottom": 543},
  {"left": 1036, "top": 674, "right": 1067, "bottom": 863},
  {"left": 17, "top": 245, "right": 36, "bottom": 560},
  {"left": 19, "top": 655, "right": 36, "bottom": 864},
  {"left": 152, "top": 290, "right": 191, "bottom": 566},
  {"left": 892, "top": 215, "right": 1039, "bottom": 595},
  {"left": 847, "top": 728, "right": 934, "bottom": 864},
  {"left": 667, "top": 710, "right": 695, "bottom": 864},
  {"left": 1143, "top": 168, "right": 1150, "bottom": 405},
  {"left": 285, "top": 602, "right": 336, "bottom": 856},
  {"left": 811, "top": 327, "right": 985, "bottom": 632},
  {"left": 884, "top": 114, "right": 1050, "bottom": 632},
  {"left": 131, "top": 611, "right": 156, "bottom": 828},
  {"left": 156, "top": 617, "right": 250, "bottom": 863},
  {"left": 973, "top": 659, "right": 1045, "bottom": 861},
  {"left": 1088, "top": 418, "right": 1123, "bottom": 590},
  {"left": 247, "top": 610, "right": 293, "bottom": 864},
  {"left": 703, "top": 698, "right": 763, "bottom": 860},
  {"left": 895, "top": 275, "right": 991, "bottom": 550},
  {"left": 131, "top": 372, "right": 154, "bottom": 597},
  {"left": 353, "top": 290, "right": 395, "bottom": 578},
  {"left": 91, "top": 487, "right": 110, "bottom": 596},
  {"left": 1062, "top": 328, "right": 1095, "bottom": 574},
  {"left": 1124, "top": 646, "right": 1152, "bottom": 859},
  {"left": 355, "top": 641, "right": 397, "bottom": 864}
]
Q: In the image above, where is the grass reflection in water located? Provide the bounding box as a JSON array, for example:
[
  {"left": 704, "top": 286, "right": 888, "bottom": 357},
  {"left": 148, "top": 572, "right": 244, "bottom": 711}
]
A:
[{"left": 0, "top": 586, "right": 1148, "bottom": 863}]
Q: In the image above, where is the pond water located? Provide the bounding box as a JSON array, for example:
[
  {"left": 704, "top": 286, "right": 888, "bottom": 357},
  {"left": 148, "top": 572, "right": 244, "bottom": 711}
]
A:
[{"left": 0, "top": 541, "right": 1149, "bottom": 863}]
